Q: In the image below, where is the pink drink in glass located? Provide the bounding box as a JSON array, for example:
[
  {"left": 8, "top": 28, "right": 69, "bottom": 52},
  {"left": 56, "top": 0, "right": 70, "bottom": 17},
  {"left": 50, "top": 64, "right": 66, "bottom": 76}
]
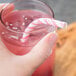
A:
[
  {"left": 2, "top": 10, "right": 52, "bottom": 55},
  {"left": 0, "top": 0, "right": 55, "bottom": 76}
]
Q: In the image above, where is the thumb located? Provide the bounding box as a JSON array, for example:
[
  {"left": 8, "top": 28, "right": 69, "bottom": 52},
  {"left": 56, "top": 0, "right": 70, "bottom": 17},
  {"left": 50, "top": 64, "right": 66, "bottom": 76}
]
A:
[
  {"left": 21, "top": 32, "right": 57, "bottom": 70},
  {"left": 28, "top": 32, "right": 57, "bottom": 67}
]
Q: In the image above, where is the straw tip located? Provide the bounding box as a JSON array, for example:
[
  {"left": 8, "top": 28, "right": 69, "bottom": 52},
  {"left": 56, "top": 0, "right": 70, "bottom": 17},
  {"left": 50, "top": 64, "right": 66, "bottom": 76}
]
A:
[{"left": 63, "top": 22, "right": 68, "bottom": 29}]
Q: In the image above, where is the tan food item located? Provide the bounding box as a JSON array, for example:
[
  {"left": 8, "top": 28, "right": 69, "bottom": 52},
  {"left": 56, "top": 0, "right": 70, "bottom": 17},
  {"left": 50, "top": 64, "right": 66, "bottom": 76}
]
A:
[{"left": 54, "top": 22, "right": 76, "bottom": 76}]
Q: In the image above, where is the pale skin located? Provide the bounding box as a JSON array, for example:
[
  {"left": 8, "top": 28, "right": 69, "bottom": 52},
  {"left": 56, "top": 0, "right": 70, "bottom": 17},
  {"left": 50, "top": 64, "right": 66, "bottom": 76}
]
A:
[{"left": 0, "top": 4, "right": 57, "bottom": 76}]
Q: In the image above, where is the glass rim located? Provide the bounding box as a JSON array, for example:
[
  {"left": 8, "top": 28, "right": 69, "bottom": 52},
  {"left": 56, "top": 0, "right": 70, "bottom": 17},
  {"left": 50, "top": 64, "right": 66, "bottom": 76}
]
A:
[{"left": 0, "top": 0, "right": 54, "bottom": 34}]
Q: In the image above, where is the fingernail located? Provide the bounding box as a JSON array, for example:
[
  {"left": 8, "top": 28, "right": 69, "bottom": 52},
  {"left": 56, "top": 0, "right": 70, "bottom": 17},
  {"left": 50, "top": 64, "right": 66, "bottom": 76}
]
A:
[{"left": 49, "top": 32, "right": 57, "bottom": 48}]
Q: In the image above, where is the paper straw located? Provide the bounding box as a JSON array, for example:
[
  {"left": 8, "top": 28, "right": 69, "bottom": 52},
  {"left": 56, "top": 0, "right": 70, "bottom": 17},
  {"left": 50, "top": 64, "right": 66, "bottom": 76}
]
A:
[{"left": 21, "top": 18, "right": 67, "bottom": 42}]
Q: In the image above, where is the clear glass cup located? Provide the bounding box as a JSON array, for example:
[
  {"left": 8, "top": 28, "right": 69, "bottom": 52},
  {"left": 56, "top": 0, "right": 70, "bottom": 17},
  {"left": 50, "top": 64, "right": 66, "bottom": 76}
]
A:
[{"left": 0, "top": 0, "right": 55, "bottom": 76}]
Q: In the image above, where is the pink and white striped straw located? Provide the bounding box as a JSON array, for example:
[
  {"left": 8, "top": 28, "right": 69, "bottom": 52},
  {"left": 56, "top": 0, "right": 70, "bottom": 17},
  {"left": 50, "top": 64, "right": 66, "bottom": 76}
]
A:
[{"left": 21, "top": 18, "right": 67, "bottom": 42}]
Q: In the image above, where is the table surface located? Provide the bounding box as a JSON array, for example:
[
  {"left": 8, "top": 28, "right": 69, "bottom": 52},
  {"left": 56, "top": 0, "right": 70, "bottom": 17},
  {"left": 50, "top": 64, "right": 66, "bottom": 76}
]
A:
[{"left": 0, "top": 0, "right": 76, "bottom": 24}]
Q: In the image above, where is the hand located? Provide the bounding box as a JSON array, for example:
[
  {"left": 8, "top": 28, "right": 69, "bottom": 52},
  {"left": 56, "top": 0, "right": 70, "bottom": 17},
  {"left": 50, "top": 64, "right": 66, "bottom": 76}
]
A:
[{"left": 0, "top": 4, "right": 57, "bottom": 76}]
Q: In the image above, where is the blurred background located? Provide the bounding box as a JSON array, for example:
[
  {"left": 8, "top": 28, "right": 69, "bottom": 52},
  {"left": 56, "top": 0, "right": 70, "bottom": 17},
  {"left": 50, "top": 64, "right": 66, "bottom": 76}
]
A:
[{"left": 0, "top": 0, "right": 76, "bottom": 24}]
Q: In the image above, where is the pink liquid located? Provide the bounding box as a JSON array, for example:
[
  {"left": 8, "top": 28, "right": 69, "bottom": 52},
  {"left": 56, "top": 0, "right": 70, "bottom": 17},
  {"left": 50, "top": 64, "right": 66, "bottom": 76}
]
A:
[{"left": 0, "top": 10, "right": 54, "bottom": 76}]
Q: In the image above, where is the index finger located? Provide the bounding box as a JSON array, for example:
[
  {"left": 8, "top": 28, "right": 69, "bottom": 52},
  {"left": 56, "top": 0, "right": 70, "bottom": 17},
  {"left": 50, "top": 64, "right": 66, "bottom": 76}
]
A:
[
  {"left": 0, "top": 3, "right": 5, "bottom": 12},
  {"left": 0, "top": 3, "right": 14, "bottom": 17}
]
